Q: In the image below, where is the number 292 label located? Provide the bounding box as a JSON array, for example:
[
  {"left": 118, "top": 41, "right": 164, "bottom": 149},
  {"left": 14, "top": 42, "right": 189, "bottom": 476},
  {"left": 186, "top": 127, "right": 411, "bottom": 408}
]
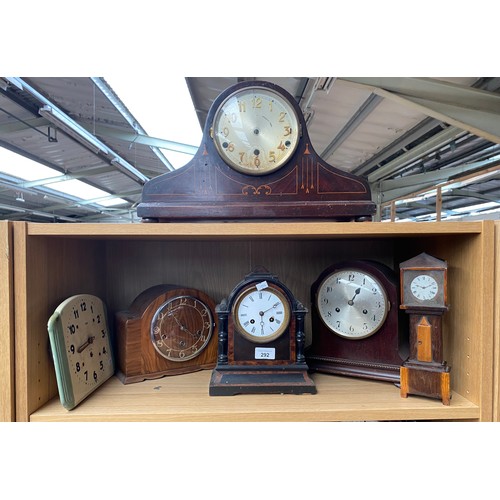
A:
[{"left": 255, "top": 347, "right": 276, "bottom": 360}]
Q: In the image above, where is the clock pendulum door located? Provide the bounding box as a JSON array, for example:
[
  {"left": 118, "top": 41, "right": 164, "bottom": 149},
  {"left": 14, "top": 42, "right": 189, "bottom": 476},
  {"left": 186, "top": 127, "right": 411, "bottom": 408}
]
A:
[{"left": 400, "top": 310, "right": 451, "bottom": 405}]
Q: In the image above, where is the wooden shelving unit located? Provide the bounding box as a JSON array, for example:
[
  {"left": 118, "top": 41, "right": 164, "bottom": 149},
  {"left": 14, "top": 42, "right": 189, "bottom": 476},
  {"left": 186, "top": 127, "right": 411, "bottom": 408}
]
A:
[
  {"left": 12, "top": 220, "right": 495, "bottom": 422},
  {"left": 0, "top": 221, "right": 14, "bottom": 422},
  {"left": 494, "top": 221, "right": 500, "bottom": 422}
]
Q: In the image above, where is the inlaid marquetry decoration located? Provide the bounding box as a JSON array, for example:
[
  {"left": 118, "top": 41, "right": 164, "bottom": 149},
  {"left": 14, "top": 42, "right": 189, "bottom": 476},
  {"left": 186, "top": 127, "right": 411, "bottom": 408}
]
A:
[{"left": 137, "top": 80, "right": 376, "bottom": 222}]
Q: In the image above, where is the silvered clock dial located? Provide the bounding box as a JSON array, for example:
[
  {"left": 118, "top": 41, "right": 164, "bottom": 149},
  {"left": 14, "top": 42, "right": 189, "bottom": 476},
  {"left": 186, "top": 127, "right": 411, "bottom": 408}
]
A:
[
  {"left": 316, "top": 268, "right": 389, "bottom": 339},
  {"left": 212, "top": 85, "right": 300, "bottom": 175}
]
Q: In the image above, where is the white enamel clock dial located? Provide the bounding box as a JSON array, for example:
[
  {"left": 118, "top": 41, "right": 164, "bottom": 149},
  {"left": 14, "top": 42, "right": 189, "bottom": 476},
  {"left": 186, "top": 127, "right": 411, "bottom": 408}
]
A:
[
  {"left": 233, "top": 284, "right": 291, "bottom": 343},
  {"left": 410, "top": 274, "right": 439, "bottom": 301},
  {"left": 316, "top": 269, "right": 389, "bottom": 339},
  {"left": 47, "top": 294, "right": 115, "bottom": 410},
  {"left": 212, "top": 86, "right": 300, "bottom": 175}
]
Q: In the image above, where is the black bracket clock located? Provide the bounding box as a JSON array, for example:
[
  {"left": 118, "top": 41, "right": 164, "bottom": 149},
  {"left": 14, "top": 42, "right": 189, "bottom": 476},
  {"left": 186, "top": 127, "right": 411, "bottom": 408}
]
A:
[
  {"left": 137, "top": 80, "right": 376, "bottom": 222},
  {"left": 209, "top": 267, "right": 316, "bottom": 396}
]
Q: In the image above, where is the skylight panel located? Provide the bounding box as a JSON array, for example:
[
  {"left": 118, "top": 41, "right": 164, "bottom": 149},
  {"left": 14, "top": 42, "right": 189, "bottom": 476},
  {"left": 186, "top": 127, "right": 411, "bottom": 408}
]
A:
[
  {"left": 44, "top": 179, "right": 127, "bottom": 207},
  {"left": 0, "top": 148, "right": 59, "bottom": 181},
  {"left": 0, "top": 148, "right": 126, "bottom": 207}
]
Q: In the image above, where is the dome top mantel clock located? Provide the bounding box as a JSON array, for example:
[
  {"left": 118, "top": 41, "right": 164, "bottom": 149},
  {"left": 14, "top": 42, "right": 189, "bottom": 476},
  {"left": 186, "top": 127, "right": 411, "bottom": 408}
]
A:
[
  {"left": 137, "top": 80, "right": 376, "bottom": 222},
  {"left": 209, "top": 267, "right": 316, "bottom": 396}
]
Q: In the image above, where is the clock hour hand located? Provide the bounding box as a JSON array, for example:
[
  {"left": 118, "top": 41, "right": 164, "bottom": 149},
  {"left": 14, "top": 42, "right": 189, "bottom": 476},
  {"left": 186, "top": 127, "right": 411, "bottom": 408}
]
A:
[
  {"left": 77, "top": 335, "right": 95, "bottom": 353},
  {"left": 347, "top": 288, "right": 361, "bottom": 306},
  {"left": 169, "top": 313, "right": 196, "bottom": 338}
]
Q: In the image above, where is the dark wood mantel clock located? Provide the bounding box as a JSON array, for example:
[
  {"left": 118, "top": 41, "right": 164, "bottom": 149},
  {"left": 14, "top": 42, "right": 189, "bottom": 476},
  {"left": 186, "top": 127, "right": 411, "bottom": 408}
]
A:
[
  {"left": 209, "top": 267, "right": 316, "bottom": 396},
  {"left": 399, "top": 253, "right": 451, "bottom": 405},
  {"left": 137, "top": 80, "right": 376, "bottom": 221},
  {"left": 306, "top": 260, "right": 408, "bottom": 383}
]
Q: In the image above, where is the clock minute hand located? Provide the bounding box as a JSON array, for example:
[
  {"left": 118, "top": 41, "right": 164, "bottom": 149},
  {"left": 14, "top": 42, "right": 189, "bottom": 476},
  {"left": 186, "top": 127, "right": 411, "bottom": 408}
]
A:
[
  {"left": 169, "top": 313, "right": 196, "bottom": 337},
  {"left": 347, "top": 288, "right": 361, "bottom": 306},
  {"left": 260, "top": 303, "right": 280, "bottom": 315}
]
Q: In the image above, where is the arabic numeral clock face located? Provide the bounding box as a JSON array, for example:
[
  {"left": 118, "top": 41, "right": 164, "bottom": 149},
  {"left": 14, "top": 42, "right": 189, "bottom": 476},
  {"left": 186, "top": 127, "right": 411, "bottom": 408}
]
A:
[
  {"left": 233, "top": 285, "right": 291, "bottom": 343},
  {"left": 212, "top": 86, "right": 300, "bottom": 175},
  {"left": 151, "top": 296, "right": 214, "bottom": 361},
  {"left": 47, "top": 294, "right": 115, "bottom": 410},
  {"left": 317, "top": 269, "right": 389, "bottom": 339}
]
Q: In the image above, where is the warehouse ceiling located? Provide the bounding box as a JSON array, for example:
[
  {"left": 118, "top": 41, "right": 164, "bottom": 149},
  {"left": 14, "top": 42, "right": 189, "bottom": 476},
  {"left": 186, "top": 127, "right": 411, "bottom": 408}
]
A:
[{"left": 1, "top": 76, "right": 500, "bottom": 223}]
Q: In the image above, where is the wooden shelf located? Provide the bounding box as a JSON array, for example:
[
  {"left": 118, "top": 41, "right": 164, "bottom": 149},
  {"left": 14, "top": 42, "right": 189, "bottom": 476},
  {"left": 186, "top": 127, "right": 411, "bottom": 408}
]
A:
[
  {"left": 25, "top": 220, "right": 487, "bottom": 239},
  {"left": 30, "top": 371, "right": 479, "bottom": 422},
  {"left": 12, "top": 220, "right": 496, "bottom": 422}
]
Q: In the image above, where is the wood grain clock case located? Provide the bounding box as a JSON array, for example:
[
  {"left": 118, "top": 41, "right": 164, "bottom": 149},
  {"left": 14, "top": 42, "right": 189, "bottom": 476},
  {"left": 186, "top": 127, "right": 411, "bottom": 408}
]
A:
[
  {"left": 115, "top": 284, "right": 218, "bottom": 384},
  {"left": 137, "top": 80, "right": 376, "bottom": 222}
]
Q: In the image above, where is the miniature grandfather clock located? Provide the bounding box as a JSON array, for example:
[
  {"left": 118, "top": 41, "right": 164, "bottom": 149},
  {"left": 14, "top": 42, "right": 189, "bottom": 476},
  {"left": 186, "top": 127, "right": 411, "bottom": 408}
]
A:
[{"left": 399, "top": 253, "right": 451, "bottom": 405}]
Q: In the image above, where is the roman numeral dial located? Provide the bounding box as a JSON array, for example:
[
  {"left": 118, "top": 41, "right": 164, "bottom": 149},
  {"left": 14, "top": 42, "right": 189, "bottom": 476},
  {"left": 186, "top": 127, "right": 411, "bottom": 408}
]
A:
[{"left": 233, "top": 285, "right": 291, "bottom": 343}]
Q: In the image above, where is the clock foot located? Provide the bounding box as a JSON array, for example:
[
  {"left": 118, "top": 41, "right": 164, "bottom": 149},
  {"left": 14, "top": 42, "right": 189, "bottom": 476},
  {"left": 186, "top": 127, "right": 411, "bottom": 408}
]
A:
[{"left": 400, "top": 365, "right": 451, "bottom": 405}]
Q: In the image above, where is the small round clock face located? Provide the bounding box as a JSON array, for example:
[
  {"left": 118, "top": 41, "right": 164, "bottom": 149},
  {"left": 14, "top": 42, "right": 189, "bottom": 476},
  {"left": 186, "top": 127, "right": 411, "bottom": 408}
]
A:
[
  {"left": 60, "top": 295, "right": 114, "bottom": 387},
  {"left": 233, "top": 285, "right": 291, "bottom": 343},
  {"left": 151, "top": 296, "right": 214, "bottom": 361},
  {"left": 410, "top": 274, "right": 439, "bottom": 301},
  {"left": 212, "top": 86, "right": 300, "bottom": 175},
  {"left": 316, "top": 269, "right": 389, "bottom": 339}
]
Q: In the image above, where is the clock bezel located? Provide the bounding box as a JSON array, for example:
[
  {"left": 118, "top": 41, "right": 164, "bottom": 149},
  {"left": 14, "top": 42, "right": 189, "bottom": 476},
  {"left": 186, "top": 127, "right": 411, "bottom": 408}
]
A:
[
  {"left": 211, "top": 85, "right": 301, "bottom": 175},
  {"left": 410, "top": 274, "right": 439, "bottom": 301},
  {"left": 150, "top": 294, "right": 214, "bottom": 362},
  {"left": 232, "top": 284, "right": 291, "bottom": 344},
  {"left": 315, "top": 266, "right": 390, "bottom": 340},
  {"left": 401, "top": 268, "right": 447, "bottom": 309}
]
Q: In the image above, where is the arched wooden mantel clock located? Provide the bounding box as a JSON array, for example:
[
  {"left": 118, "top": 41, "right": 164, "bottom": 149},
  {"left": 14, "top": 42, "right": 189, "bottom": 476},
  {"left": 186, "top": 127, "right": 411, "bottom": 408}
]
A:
[
  {"left": 306, "top": 260, "right": 408, "bottom": 383},
  {"left": 137, "top": 80, "right": 376, "bottom": 222},
  {"left": 209, "top": 267, "right": 316, "bottom": 396}
]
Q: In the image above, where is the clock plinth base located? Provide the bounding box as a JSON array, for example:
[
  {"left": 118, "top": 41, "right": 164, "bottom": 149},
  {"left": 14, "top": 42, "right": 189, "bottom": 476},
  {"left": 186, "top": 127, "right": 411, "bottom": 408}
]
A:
[
  {"left": 116, "top": 362, "right": 216, "bottom": 385},
  {"left": 306, "top": 355, "right": 401, "bottom": 383},
  {"left": 138, "top": 201, "right": 375, "bottom": 223},
  {"left": 400, "top": 363, "right": 451, "bottom": 405},
  {"left": 209, "top": 365, "right": 316, "bottom": 396}
]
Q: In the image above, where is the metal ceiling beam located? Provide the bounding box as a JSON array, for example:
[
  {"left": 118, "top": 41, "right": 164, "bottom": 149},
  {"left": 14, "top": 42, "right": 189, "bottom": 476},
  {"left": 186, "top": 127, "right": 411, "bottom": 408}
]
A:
[
  {"left": 320, "top": 94, "right": 383, "bottom": 160},
  {"left": 446, "top": 188, "right": 500, "bottom": 203},
  {"left": 352, "top": 117, "right": 444, "bottom": 176},
  {"left": 377, "top": 155, "right": 500, "bottom": 203},
  {"left": 0, "top": 116, "right": 49, "bottom": 134},
  {"left": 0, "top": 203, "right": 81, "bottom": 222},
  {"left": 340, "top": 77, "right": 500, "bottom": 145},
  {"left": 379, "top": 160, "right": 500, "bottom": 209},
  {"left": 367, "top": 126, "right": 464, "bottom": 183},
  {"left": 379, "top": 154, "right": 500, "bottom": 191},
  {"left": 91, "top": 78, "right": 175, "bottom": 172},
  {"left": 85, "top": 123, "right": 198, "bottom": 156},
  {"left": 5, "top": 78, "right": 150, "bottom": 185}
]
